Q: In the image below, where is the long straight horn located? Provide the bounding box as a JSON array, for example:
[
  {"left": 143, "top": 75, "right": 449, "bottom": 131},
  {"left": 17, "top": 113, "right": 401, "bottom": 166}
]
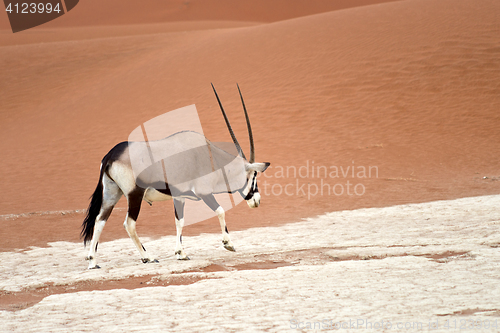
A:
[
  {"left": 211, "top": 83, "right": 246, "bottom": 159},
  {"left": 237, "top": 84, "right": 255, "bottom": 163}
]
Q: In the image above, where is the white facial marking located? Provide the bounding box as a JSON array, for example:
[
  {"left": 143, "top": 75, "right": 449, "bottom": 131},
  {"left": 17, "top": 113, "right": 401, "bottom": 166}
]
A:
[{"left": 247, "top": 192, "right": 261, "bottom": 208}]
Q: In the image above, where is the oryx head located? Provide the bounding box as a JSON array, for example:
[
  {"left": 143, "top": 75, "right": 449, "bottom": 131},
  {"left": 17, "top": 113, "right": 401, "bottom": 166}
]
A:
[{"left": 212, "top": 84, "right": 270, "bottom": 208}]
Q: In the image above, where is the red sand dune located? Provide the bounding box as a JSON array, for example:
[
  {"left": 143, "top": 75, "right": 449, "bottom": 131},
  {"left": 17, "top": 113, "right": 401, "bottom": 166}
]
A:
[
  {"left": 0, "top": 0, "right": 400, "bottom": 29},
  {"left": 0, "top": 0, "right": 399, "bottom": 45},
  {"left": 0, "top": 0, "right": 499, "bottom": 251}
]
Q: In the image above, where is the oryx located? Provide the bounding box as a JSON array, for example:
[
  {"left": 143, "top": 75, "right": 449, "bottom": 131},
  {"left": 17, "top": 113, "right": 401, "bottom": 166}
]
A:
[{"left": 81, "top": 84, "right": 270, "bottom": 269}]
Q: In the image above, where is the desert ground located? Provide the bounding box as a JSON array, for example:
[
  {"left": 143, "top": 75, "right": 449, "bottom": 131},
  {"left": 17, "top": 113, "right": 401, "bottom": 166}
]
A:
[{"left": 1, "top": 0, "right": 499, "bottom": 331}]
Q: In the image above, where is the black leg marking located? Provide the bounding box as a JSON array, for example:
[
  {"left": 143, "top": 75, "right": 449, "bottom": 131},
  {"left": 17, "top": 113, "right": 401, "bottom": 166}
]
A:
[
  {"left": 99, "top": 207, "right": 114, "bottom": 224},
  {"left": 173, "top": 199, "right": 185, "bottom": 220},
  {"left": 225, "top": 226, "right": 229, "bottom": 234},
  {"left": 95, "top": 242, "right": 99, "bottom": 252},
  {"left": 180, "top": 235, "right": 182, "bottom": 244},
  {"left": 141, "top": 243, "right": 146, "bottom": 251},
  {"left": 201, "top": 194, "right": 220, "bottom": 211},
  {"left": 127, "top": 188, "right": 144, "bottom": 221}
]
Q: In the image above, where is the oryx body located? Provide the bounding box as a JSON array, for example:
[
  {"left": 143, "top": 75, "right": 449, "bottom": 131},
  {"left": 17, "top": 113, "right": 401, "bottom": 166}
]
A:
[{"left": 81, "top": 85, "right": 269, "bottom": 269}]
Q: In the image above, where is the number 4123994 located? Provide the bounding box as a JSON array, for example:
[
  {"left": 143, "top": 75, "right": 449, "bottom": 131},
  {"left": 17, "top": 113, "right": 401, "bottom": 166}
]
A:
[
  {"left": 444, "top": 319, "right": 498, "bottom": 330},
  {"left": 5, "top": 2, "right": 61, "bottom": 14}
]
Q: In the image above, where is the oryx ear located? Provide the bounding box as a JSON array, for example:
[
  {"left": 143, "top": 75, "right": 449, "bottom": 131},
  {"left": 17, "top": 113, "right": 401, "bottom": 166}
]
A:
[{"left": 246, "top": 162, "right": 271, "bottom": 173}]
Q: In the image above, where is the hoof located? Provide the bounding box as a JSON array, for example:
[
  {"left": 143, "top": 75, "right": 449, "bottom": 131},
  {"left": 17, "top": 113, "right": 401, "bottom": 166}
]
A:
[
  {"left": 223, "top": 243, "right": 236, "bottom": 252},
  {"left": 175, "top": 251, "right": 190, "bottom": 260},
  {"left": 142, "top": 258, "right": 159, "bottom": 264},
  {"left": 86, "top": 256, "right": 100, "bottom": 269}
]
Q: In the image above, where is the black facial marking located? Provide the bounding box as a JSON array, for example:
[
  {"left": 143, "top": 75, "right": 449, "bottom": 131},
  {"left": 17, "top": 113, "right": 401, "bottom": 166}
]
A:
[
  {"left": 243, "top": 172, "right": 258, "bottom": 200},
  {"left": 243, "top": 191, "right": 254, "bottom": 200},
  {"left": 252, "top": 171, "right": 258, "bottom": 191}
]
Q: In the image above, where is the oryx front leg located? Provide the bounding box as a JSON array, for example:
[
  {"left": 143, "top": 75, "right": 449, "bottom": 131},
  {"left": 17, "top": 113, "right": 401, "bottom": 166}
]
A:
[
  {"left": 124, "top": 218, "right": 157, "bottom": 263},
  {"left": 202, "top": 194, "right": 235, "bottom": 251},
  {"left": 123, "top": 192, "right": 158, "bottom": 264},
  {"left": 202, "top": 194, "right": 235, "bottom": 252},
  {"left": 216, "top": 206, "right": 235, "bottom": 252},
  {"left": 173, "top": 198, "right": 189, "bottom": 260}
]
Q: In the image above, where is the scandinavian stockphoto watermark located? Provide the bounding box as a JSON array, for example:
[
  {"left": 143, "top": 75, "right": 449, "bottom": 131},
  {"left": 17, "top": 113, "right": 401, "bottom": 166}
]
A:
[
  {"left": 289, "top": 318, "right": 499, "bottom": 330},
  {"left": 262, "top": 160, "right": 378, "bottom": 199}
]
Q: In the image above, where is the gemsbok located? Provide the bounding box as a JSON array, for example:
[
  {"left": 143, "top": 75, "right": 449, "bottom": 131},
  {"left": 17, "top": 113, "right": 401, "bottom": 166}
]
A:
[{"left": 81, "top": 84, "right": 270, "bottom": 269}]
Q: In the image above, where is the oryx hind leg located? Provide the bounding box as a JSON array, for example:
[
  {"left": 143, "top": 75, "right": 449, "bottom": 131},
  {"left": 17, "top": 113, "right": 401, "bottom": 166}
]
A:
[
  {"left": 123, "top": 189, "right": 158, "bottom": 264},
  {"left": 173, "top": 198, "right": 189, "bottom": 260},
  {"left": 87, "top": 173, "right": 122, "bottom": 269},
  {"left": 202, "top": 194, "right": 235, "bottom": 252}
]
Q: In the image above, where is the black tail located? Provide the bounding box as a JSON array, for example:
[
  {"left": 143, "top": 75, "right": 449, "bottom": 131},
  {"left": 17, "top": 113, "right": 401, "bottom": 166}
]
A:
[
  {"left": 81, "top": 152, "right": 113, "bottom": 245},
  {"left": 81, "top": 179, "right": 103, "bottom": 245}
]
